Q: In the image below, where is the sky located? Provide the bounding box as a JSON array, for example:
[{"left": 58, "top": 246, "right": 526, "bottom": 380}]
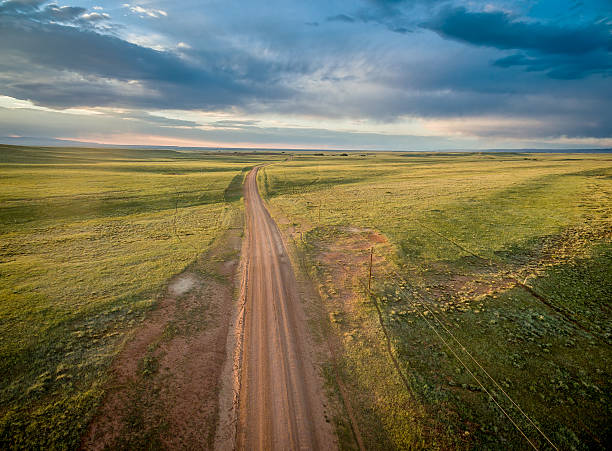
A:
[{"left": 0, "top": 0, "right": 611, "bottom": 150}]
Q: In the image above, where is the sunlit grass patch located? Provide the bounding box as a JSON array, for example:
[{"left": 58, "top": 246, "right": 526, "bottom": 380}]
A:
[
  {"left": 262, "top": 152, "right": 612, "bottom": 449},
  {"left": 0, "top": 146, "right": 275, "bottom": 449}
]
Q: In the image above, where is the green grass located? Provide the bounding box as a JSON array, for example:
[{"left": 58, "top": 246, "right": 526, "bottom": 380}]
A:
[
  {"left": 2, "top": 148, "right": 610, "bottom": 449},
  {"left": 260, "top": 152, "right": 612, "bottom": 449},
  {"left": 0, "top": 145, "right": 276, "bottom": 449}
]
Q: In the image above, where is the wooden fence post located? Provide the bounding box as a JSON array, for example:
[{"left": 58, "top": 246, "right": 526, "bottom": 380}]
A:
[{"left": 368, "top": 247, "right": 373, "bottom": 293}]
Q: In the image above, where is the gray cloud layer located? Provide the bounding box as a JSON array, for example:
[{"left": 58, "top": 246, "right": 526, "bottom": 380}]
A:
[
  {"left": 425, "top": 7, "right": 611, "bottom": 55},
  {"left": 0, "top": 0, "right": 610, "bottom": 144},
  {"left": 424, "top": 6, "right": 612, "bottom": 79},
  {"left": 0, "top": 18, "right": 291, "bottom": 110}
]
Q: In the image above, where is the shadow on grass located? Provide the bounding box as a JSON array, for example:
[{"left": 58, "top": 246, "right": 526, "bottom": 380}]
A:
[{"left": 223, "top": 167, "right": 250, "bottom": 203}]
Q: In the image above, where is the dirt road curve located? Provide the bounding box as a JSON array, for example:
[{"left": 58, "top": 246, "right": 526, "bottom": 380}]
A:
[{"left": 237, "top": 167, "right": 335, "bottom": 450}]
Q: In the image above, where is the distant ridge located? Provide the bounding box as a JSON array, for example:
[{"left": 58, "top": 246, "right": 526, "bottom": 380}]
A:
[{"left": 1, "top": 136, "right": 611, "bottom": 153}]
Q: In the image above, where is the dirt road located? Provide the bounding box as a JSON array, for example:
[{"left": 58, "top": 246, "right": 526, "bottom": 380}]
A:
[{"left": 237, "top": 167, "right": 335, "bottom": 450}]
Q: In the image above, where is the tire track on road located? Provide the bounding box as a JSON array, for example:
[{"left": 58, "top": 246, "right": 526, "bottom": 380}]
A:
[{"left": 236, "top": 167, "right": 335, "bottom": 450}]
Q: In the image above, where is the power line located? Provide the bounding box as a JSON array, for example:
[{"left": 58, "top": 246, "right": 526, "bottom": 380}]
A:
[
  {"left": 343, "top": 246, "right": 543, "bottom": 448},
  {"left": 373, "top": 261, "right": 544, "bottom": 450},
  {"left": 274, "top": 159, "right": 558, "bottom": 448},
  {"left": 403, "top": 274, "right": 559, "bottom": 450}
]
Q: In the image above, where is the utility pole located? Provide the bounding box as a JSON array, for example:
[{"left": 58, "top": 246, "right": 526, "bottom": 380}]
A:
[{"left": 368, "top": 247, "right": 373, "bottom": 293}]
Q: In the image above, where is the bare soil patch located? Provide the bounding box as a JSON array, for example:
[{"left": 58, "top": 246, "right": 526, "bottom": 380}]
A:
[
  {"left": 81, "top": 228, "right": 242, "bottom": 450},
  {"left": 168, "top": 274, "right": 198, "bottom": 297},
  {"left": 306, "top": 227, "right": 441, "bottom": 449}
]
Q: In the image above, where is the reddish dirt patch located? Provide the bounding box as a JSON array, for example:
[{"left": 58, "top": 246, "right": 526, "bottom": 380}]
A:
[
  {"left": 312, "top": 228, "right": 395, "bottom": 450},
  {"left": 425, "top": 270, "right": 517, "bottom": 302},
  {"left": 420, "top": 224, "right": 612, "bottom": 306},
  {"left": 81, "top": 232, "right": 241, "bottom": 450},
  {"left": 367, "top": 231, "right": 387, "bottom": 244}
]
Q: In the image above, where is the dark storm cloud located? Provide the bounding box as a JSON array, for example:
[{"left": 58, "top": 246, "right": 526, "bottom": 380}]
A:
[
  {"left": 2, "top": 21, "right": 199, "bottom": 84},
  {"left": 118, "top": 111, "right": 200, "bottom": 127},
  {"left": 0, "top": 0, "right": 45, "bottom": 13},
  {"left": 329, "top": 0, "right": 448, "bottom": 33},
  {"left": 493, "top": 51, "right": 612, "bottom": 79},
  {"left": 324, "top": 0, "right": 418, "bottom": 33},
  {"left": 39, "top": 4, "right": 86, "bottom": 21},
  {"left": 0, "top": 2, "right": 295, "bottom": 110},
  {"left": 294, "top": 84, "right": 610, "bottom": 138},
  {"left": 425, "top": 7, "right": 612, "bottom": 55},
  {"left": 0, "top": 0, "right": 610, "bottom": 145},
  {"left": 424, "top": 6, "right": 612, "bottom": 78},
  {"left": 0, "top": 106, "right": 460, "bottom": 150},
  {"left": 0, "top": 0, "right": 105, "bottom": 25},
  {"left": 326, "top": 14, "right": 355, "bottom": 23}
]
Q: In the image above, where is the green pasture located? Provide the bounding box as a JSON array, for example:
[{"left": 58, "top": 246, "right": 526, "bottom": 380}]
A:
[
  {"left": 1, "top": 146, "right": 609, "bottom": 450},
  {"left": 259, "top": 152, "right": 612, "bottom": 450},
  {"left": 0, "top": 145, "right": 273, "bottom": 449}
]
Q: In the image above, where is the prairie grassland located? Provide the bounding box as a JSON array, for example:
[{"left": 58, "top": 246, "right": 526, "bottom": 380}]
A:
[
  {"left": 259, "top": 152, "right": 612, "bottom": 450},
  {"left": 0, "top": 146, "right": 273, "bottom": 449}
]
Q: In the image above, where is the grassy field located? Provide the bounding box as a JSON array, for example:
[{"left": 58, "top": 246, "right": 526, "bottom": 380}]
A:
[
  {"left": 2, "top": 147, "right": 610, "bottom": 449},
  {"left": 0, "top": 145, "right": 276, "bottom": 449},
  {"left": 259, "top": 152, "right": 612, "bottom": 450}
]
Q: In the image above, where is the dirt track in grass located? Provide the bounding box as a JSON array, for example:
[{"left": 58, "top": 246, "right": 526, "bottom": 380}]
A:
[
  {"left": 236, "top": 167, "right": 335, "bottom": 450},
  {"left": 80, "top": 226, "right": 242, "bottom": 450},
  {"left": 80, "top": 166, "right": 334, "bottom": 450}
]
